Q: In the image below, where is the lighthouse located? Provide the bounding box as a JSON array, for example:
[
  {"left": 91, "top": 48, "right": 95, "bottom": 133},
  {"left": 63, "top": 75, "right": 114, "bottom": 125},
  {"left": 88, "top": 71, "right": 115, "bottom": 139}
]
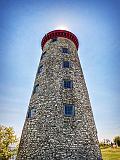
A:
[{"left": 17, "top": 30, "right": 102, "bottom": 159}]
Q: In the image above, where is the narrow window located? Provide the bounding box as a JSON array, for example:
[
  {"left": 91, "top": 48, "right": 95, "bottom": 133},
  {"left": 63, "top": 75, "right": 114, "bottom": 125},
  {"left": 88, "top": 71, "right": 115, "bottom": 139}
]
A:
[
  {"left": 63, "top": 80, "right": 73, "bottom": 89},
  {"left": 62, "top": 48, "right": 70, "bottom": 54},
  {"left": 41, "top": 51, "right": 46, "bottom": 60},
  {"left": 64, "top": 104, "right": 75, "bottom": 116},
  {"left": 31, "top": 108, "right": 36, "bottom": 117},
  {"left": 37, "top": 65, "right": 43, "bottom": 74},
  {"left": 33, "top": 84, "right": 39, "bottom": 94},
  {"left": 27, "top": 108, "right": 36, "bottom": 118},
  {"left": 27, "top": 108, "right": 31, "bottom": 118},
  {"left": 63, "top": 61, "right": 70, "bottom": 68},
  {"left": 51, "top": 38, "right": 57, "bottom": 42}
]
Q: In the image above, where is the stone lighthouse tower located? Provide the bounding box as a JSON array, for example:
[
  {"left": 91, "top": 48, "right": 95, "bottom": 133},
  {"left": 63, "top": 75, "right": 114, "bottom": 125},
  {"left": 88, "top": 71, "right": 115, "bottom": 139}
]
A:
[{"left": 17, "top": 30, "right": 102, "bottom": 160}]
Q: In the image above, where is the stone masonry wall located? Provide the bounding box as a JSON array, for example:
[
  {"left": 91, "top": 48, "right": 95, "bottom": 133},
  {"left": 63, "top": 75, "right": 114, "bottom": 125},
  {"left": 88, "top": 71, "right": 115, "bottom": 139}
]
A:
[{"left": 17, "top": 37, "right": 102, "bottom": 160}]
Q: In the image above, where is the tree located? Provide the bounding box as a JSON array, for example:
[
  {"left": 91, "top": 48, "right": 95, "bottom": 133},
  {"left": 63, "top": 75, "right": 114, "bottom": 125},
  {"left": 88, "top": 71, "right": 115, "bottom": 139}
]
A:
[
  {"left": 114, "top": 136, "right": 120, "bottom": 146},
  {"left": 0, "top": 125, "right": 19, "bottom": 160}
]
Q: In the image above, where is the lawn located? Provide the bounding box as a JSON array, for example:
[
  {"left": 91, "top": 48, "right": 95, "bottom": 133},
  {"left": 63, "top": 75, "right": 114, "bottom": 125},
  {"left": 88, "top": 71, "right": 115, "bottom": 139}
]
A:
[{"left": 101, "top": 147, "right": 120, "bottom": 160}]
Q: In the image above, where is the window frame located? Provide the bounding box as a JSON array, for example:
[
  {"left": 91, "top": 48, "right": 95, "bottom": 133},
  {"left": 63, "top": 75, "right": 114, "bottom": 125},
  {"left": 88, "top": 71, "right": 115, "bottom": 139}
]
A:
[
  {"left": 63, "top": 61, "right": 71, "bottom": 68},
  {"left": 31, "top": 108, "right": 36, "bottom": 118},
  {"left": 33, "top": 84, "right": 39, "bottom": 94},
  {"left": 64, "top": 104, "right": 75, "bottom": 117},
  {"left": 63, "top": 80, "right": 73, "bottom": 89},
  {"left": 62, "top": 47, "right": 70, "bottom": 54},
  {"left": 41, "top": 51, "right": 46, "bottom": 60},
  {"left": 37, "top": 65, "right": 43, "bottom": 74},
  {"left": 27, "top": 107, "right": 36, "bottom": 118}
]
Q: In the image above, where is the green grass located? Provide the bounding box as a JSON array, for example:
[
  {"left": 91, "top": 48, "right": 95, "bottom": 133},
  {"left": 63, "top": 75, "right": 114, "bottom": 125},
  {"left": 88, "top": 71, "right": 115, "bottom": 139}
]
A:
[{"left": 101, "top": 147, "right": 120, "bottom": 160}]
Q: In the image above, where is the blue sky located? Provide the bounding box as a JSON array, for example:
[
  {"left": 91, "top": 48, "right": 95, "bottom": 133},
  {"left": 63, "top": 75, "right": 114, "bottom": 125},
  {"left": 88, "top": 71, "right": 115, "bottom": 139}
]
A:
[{"left": 0, "top": 0, "right": 120, "bottom": 141}]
